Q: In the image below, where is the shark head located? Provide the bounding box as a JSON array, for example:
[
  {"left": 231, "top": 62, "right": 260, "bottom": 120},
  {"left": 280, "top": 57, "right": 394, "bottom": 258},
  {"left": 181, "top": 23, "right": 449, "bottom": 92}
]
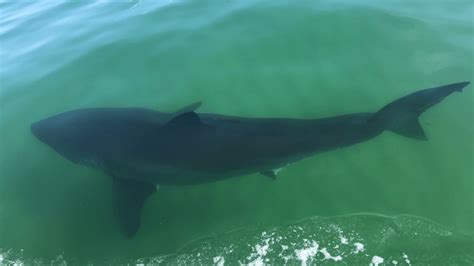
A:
[
  {"left": 31, "top": 111, "right": 94, "bottom": 163},
  {"left": 31, "top": 116, "right": 63, "bottom": 147}
]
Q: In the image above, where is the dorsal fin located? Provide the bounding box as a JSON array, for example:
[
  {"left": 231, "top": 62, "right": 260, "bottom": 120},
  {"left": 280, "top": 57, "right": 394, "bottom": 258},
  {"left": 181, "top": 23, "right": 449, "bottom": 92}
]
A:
[
  {"left": 167, "top": 111, "right": 203, "bottom": 127},
  {"left": 174, "top": 101, "right": 202, "bottom": 116}
]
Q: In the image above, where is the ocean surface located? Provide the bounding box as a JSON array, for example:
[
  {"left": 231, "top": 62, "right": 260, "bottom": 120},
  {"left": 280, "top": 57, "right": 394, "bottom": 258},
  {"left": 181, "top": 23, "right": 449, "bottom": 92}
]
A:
[{"left": 1, "top": 1, "right": 473, "bottom": 265}]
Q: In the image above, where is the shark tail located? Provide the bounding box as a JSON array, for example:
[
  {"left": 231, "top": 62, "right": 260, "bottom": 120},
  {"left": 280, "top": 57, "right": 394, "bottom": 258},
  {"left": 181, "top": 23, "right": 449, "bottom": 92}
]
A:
[{"left": 372, "top": 81, "right": 470, "bottom": 140}]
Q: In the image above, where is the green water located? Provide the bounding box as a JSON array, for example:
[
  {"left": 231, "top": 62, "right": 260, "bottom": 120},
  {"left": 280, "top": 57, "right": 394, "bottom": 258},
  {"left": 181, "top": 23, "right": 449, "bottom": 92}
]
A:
[{"left": 1, "top": 1, "right": 473, "bottom": 264}]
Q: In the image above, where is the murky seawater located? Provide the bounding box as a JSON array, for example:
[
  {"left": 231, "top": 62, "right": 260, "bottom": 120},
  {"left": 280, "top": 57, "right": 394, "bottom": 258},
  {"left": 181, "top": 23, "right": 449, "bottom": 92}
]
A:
[{"left": 1, "top": 0, "right": 473, "bottom": 264}]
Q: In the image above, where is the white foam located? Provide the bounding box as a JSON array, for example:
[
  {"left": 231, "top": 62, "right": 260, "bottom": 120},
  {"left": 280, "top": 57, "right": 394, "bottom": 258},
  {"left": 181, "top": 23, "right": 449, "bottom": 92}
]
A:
[
  {"left": 370, "top": 255, "right": 384, "bottom": 266},
  {"left": 353, "top": 242, "right": 365, "bottom": 254},
  {"left": 320, "top": 247, "right": 342, "bottom": 261},
  {"left": 282, "top": 255, "right": 292, "bottom": 264},
  {"left": 0, "top": 253, "right": 19, "bottom": 265},
  {"left": 294, "top": 241, "right": 319, "bottom": 266},
  {"left": 246, "top": 238, "right": 271, "bottom": 265},
  {"left": 255, "top": 244, "right": 269, "bottom": 256},
  {"left": 340, "top": 236, "right": 349, "bottom": 244},
  {"left": 247, "top": 256, "right": 264, "bottom": 266},
  {"left": 213, "top": 256, "right": 225, "bottom": 266},
  {"left": 403, "top": 253, "right": 411, "bottom": 265}
]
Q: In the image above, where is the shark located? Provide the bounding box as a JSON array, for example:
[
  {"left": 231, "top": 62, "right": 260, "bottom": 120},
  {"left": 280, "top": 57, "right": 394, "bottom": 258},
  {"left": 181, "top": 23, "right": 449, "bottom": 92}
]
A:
[{"left": 31, "top": 81, "right": 470, "bottom": 237}]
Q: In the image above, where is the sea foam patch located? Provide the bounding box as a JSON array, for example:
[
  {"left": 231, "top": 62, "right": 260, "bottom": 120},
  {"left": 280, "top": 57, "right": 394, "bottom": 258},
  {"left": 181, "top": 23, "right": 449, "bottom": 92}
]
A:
[{"left": 3, "top": 214, "right": 471, "bottom": 265}]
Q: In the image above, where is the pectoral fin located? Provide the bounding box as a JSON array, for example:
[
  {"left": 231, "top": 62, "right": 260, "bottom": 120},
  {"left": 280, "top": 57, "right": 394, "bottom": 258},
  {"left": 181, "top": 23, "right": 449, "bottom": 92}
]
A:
[{"left": 113, "top": 178, "right": 156, "bottom": 237}]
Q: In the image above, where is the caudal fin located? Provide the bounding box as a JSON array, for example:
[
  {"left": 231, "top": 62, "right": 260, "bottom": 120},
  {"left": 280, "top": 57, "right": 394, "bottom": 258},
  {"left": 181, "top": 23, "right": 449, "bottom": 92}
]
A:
[{"left": 372, "top": 81, "right": 470, "bottom": 140}]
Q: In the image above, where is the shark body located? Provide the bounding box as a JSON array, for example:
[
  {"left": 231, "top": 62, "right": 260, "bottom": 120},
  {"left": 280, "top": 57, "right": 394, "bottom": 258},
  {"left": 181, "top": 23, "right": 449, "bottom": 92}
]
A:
[{"left": 31, "top": 81, "right": 470, "bottom": 236}]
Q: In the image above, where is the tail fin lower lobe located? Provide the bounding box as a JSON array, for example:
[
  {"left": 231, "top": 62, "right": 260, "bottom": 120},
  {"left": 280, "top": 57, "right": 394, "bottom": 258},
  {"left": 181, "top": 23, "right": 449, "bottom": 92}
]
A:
[{"left": 372, "top": 81, "right": 470, "bottom": 140}]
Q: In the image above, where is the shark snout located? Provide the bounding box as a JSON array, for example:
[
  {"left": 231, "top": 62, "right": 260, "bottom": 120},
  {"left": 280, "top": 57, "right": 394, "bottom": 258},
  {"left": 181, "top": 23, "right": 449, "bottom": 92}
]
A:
[
  {"left": 31, "top": 121, "right": 43, "bottom": 140},
  {"left": 31, "top": 120, "right": 53, "bottom": 144}
]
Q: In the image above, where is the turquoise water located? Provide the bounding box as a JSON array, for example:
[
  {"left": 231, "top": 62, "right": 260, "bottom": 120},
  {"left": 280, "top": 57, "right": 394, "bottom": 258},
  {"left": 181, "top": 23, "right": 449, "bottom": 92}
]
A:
[{"left": 1, "top": 1, "right": 473, "bottom": 264}]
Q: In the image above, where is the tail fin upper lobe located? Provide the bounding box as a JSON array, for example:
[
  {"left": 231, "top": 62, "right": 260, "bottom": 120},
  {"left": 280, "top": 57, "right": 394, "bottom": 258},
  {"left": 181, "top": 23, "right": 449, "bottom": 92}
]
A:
[{"left": 372, "top": 81, "right": 470, "bottom": 140}]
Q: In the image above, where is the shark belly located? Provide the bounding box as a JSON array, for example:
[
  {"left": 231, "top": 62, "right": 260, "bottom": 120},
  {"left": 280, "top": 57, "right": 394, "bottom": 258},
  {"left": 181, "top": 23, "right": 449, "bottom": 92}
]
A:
[{"left": 99, "top": 158, "right": 254, "bottom": 185}]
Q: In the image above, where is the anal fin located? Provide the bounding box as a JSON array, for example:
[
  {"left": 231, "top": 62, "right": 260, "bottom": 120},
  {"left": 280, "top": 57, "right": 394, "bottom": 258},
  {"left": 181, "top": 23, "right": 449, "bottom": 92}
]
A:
[
  {"left": 390, "top": 119, "right": 428, "bottom": 140},
  {"left": 113, "top": 178, "right": 156, "bottom": 237}
]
